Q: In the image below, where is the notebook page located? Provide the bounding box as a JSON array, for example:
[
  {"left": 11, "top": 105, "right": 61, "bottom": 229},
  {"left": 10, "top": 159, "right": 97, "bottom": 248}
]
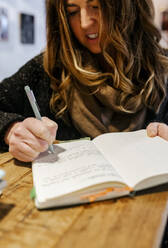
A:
[
  {"left": 93, "top": 130, "right": 168, "bottom": 189},
  {"left": 32, "top": 140, "right": 125, "bottom": 202}
]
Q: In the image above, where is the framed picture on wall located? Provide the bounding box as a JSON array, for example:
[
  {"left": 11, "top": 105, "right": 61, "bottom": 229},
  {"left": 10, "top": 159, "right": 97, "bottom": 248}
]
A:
[
  {"left": 0, "top": 8, "right": 9, "bottom": 41},
  {"left": 161, "top": 10, "right": 168, "bottom": 31},
  {"left": 20, "top": 13, "right": 35, "bottom": 44}
]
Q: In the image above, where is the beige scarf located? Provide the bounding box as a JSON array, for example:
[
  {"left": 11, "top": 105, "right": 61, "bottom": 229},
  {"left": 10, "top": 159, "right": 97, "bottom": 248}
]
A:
[{"left": 69, "top": 84, "right": 146, "bottom": 138}]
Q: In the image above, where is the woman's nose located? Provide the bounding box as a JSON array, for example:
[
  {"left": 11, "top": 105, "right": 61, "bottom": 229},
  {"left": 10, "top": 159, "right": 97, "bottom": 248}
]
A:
[{"left": 80, "top": 9, "right": 94, "bottom": 29}]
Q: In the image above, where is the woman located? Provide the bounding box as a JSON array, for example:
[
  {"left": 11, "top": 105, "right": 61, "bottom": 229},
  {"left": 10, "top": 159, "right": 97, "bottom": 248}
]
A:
[{"left": 0, "top": 0, "right": 168, "bottom": 162}]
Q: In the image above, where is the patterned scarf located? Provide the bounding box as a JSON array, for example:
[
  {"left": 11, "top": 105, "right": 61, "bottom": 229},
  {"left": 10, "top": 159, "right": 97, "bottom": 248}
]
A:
[{"left": 69, "top": 84, "right": 146, "bottom": 138}]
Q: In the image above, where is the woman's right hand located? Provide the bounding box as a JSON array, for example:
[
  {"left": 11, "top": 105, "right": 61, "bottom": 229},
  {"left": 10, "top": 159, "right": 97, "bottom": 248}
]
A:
[{"left": 5, "top": 117, "right": 58, "bottom": 162}]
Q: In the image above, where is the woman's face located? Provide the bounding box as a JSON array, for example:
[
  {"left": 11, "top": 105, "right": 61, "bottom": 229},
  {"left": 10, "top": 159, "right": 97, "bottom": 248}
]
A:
[{"left": 66, "top": 0, "right": 101, "bottom": 54}]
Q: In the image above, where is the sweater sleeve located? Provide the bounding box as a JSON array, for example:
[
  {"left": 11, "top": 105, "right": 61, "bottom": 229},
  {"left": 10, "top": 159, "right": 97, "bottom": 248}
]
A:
[
  {"left": 0, "top": 54, "right": 82, "bottom": 151},
  {"left": 0, "top": 54, "right": 45, "bottom": 151}
]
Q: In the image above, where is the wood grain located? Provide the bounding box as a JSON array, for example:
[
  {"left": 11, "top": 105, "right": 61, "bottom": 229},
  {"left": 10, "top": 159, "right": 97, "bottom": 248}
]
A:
[{"left": 0, "top": 153, "right": 168, "bottom": 248}]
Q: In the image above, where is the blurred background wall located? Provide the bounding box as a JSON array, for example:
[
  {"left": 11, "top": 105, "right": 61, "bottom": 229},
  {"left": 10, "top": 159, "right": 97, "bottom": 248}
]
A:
[
  {"left": 153, "top": 0, "right": 168, "bottom": 48},
  {"left": 0, "top": 0, "right": 46, "bottom": 81},
  {"left": 0, "top": 0, "right": 168, "bottom": 81}
]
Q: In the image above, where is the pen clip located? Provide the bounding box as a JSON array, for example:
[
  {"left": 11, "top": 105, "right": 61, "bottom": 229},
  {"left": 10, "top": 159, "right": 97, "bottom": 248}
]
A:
[
  {"left": 25, "top": 85, "right": 34, "bottom": 102},
  {"left": 25, "top": 86, "right": 41, "bottom": 113},
  {"left": 30, "top": 90, "right": 41, "bottom": 113}
]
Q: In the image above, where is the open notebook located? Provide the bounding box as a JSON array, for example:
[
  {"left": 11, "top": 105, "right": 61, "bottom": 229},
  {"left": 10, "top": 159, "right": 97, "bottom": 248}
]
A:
[{"left": 32, "top": 130, "right": 168, "bottom": 209}]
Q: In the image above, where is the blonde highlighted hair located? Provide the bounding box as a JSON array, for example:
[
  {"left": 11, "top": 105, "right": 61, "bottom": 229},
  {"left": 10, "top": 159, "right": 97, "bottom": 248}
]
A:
[{"left": 44, "top": 0, "right": 168, "bottom": 117}]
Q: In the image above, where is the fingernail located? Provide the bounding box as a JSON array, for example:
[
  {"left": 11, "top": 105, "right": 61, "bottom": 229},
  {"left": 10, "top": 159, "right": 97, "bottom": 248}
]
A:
[{"left": 148, "top": 130, "right": 156, "bottom": 137}]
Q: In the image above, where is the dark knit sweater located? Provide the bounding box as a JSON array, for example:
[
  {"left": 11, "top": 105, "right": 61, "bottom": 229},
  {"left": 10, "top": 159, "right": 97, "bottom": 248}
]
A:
[
  {"left": 0, "top": 54, "right": 82, "bottom": 151},
  {"left": 0, "top": 54, "right": 168, "bottom": 151}
]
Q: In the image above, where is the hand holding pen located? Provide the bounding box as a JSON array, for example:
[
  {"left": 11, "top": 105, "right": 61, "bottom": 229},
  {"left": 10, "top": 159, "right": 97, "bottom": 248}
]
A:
[
  {"left": 24, "top": 86, "right": 55, "bottom": 154},
  {"left": 4, "top": 86, "right": 57, "bottom": 162}
]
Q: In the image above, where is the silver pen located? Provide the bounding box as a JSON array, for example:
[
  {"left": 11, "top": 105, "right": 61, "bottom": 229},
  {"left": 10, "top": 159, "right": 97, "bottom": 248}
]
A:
[{"left": 24, "top": 85, "right": 54, "bottom": 154}]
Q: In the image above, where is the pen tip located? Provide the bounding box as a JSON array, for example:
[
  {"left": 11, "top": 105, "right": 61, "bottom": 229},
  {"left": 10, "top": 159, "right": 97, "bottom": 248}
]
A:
[{"left": 49, "top": 145, "right": 55, "bottom": 154}]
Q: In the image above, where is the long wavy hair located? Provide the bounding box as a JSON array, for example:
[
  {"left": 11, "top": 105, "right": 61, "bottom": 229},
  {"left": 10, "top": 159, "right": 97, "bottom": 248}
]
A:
[{"left": 44, "top": 0, "right": 168, "bottom": 117}]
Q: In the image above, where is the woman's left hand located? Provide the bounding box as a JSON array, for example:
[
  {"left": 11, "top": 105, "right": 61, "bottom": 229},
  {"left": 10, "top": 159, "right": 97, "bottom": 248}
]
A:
[{"left": 147, "top": 122, "right": 168, "bottom": 141}]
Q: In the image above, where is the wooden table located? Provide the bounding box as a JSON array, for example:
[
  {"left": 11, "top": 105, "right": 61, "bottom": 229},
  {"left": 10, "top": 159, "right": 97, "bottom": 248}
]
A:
[{"left": 0, "top": 152, "right": 168, "bottom": 248}]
